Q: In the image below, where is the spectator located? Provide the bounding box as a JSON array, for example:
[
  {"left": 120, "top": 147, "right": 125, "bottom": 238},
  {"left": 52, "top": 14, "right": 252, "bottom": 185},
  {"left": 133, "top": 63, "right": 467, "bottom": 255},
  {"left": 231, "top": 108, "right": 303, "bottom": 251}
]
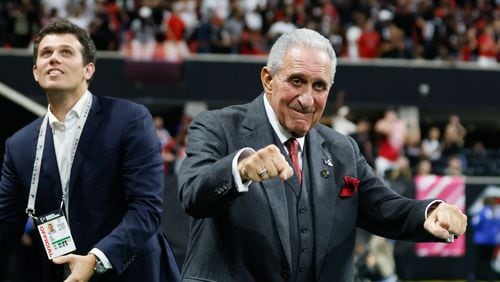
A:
[
  {"left": 90, "top": 0, "right": 121, "bottom": 51},
  {"left": 444, "top": 116, "right": 467, "bottom": 151},
  {"left": 221, "top": 2, "right": 245, "bottom": 54},
  {"left": 471, "top": 195, "right": 500, "bottom": 280},
  {"left": 41, "top": 0, "right": 69, "bottom": 18},
  {"left": 239, "top": 11, "right": 267, "bottom": 55},
  {"left": 345, "top": 22, "right": 362, "bottom": 59},
  {"left": 379, "top": 23, "right": 413, "bottom": 59},
  {"left": 350, "top": 118, "right": 376, "bottom": 169},
  {"left": 477, "top": 24, "right": 497, "bottom": 67},
  {"left": 421, "top": 126, "right": 443, "bottom": 169},
  {"left": 358, "top": 18, "right": 381, "bottom": 58},
  {"left": 375, "top": 108, "right": 407, "bottom": 177},
  {"left": 385, "top": 156, "right": 416, "bottom": 199},
  {"left": 460, "top": 26, "right": 478, "bottom": 61},
  {"left": 332, "top": 105, "right": 356, "bottom": 136},
  {"left": 161, "top": 5, "right": 191, "bottom": 61},
  {"left": 267, "top": 3, "right": 297, "bottom": 44},
  {"left": 188, "top": 9, "right": 215, "bottom": 53},
  {"left": 416, "top": 159, "right": 433, "bottom": 176},
  {"left": 172, "top": 0, "right": 198, "bottom": 38},
  {"left": 444, "top": 155, "right": 464, "bottom": 176},
  {"left": 154, "top": 115, "right": 171, "bottom": 146},
  {"left": 200, "top": 0, "right": 229, "bottom": 22},
  {"left": 163, "top": 124, "right": 188, "bottom": 176},
  {"left": 6, "top": 0, "right": 41, "bottom": 48},
  {"left": 403, "top": 114, "right": 422, "bottom": 171},
  {"left": 209, "top": 12, "right": 232, "bottom": 54},
  {"left": 443, "top": 114, "right": 467, "bottom": 169},
  {"left": 365, "top": 235, "right": 398, "bottom": 282}
]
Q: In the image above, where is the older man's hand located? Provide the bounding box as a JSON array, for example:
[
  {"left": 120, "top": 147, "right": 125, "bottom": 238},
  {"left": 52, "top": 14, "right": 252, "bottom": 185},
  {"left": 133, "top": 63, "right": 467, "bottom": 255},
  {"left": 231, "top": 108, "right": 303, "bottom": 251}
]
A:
[
  {"left": 424, "top": 202, "right": 467, "bottom": 241},
  {"left": 238, "top": 144, "right": 294, "bottom": 182}
]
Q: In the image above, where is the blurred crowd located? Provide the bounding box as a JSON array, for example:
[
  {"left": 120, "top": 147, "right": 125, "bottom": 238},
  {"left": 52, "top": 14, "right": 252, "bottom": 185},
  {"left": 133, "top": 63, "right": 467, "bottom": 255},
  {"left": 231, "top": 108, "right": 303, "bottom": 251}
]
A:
[
  {"left": 1, "top": 0, "right": 500, "bottom": 64},
  {"left": 327, "top": 105, "right": 500, "bottom": 179}
]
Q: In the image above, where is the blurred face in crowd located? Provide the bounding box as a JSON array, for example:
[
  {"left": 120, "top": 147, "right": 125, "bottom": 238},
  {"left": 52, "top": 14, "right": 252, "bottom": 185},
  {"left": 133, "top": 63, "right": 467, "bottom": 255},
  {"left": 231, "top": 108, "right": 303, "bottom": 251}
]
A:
[
  {"left": 261, "top": 45, "right": 332, "bottom": 137},
  {"left": 417, "top": 159, "right": 432, "bottom": 176},
  {"left": 429, "top": 126, "right": 440, "bottom": 140},
  {"left": 33, "top": 33, "right": 94, "bottom": 95}
]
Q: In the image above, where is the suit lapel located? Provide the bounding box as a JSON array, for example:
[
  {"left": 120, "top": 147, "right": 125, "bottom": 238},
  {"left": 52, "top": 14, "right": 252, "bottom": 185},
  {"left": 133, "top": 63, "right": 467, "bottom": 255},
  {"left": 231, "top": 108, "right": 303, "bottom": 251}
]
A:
[
  {"left": 306, "top": 129, "right": 338, "bottom": 277},
  {"left": 68, "top": 95, "right": 102, "bottom": 205},
  {"left": 241, "top": 95, "right": 292, "bottom": 269}
]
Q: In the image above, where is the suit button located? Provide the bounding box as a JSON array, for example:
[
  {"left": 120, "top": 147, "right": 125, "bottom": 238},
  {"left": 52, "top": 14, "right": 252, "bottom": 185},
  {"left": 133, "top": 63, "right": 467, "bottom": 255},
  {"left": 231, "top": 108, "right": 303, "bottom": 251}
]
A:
[
  {"left": 281, "top": 270, "right": 290, "bottom": 280},
  {"left": 300, "top": 227, "right": 308, "bottom": 233},
  {"left": 299, "top": 207, "right": 307, "bottom": 214},
  {"left": 301, "top": 247, "right": 308, "bottom": 253}
]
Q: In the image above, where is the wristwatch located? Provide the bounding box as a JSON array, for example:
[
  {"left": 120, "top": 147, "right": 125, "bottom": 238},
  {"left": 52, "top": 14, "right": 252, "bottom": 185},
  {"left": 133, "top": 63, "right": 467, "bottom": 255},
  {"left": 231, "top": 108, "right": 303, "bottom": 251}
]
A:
[{"left": 93, "top": 256, "right": 108, "bottom": 274}]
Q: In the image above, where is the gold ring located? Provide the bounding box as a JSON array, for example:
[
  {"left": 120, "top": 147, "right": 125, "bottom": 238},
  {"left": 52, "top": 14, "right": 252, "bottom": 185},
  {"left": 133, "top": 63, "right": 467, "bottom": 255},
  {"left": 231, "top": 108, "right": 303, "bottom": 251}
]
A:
[{"left": 257, "top": 168, "right": 268, "bottom": 178}]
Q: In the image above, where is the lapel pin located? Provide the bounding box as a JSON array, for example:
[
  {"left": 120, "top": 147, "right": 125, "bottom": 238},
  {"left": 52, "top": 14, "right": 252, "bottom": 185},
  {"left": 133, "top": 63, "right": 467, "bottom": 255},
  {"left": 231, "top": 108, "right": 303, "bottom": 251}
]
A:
[
  {"left": 323, "top": 158, "right": 333, "bottom": 167},
  {"left": 320, "top": 169, "right": 330, "bottom": 179}
]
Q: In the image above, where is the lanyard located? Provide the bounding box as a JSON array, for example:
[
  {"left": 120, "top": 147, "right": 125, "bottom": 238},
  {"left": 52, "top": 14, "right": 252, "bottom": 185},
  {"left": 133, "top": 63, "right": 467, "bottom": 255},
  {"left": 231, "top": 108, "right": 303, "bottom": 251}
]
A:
[{"left": 26, "top": 95, "right": 92, "bottom": 218}]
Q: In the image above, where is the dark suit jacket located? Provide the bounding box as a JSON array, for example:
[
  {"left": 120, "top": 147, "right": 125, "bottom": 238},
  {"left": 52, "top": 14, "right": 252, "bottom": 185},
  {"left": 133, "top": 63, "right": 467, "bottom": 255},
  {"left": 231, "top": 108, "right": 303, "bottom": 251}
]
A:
[
  {"left": 0, "top": 95, "right": 180, "bottom": 282},
  {"left": 178, "top": 95, "right": 436, "bottom": 282}
]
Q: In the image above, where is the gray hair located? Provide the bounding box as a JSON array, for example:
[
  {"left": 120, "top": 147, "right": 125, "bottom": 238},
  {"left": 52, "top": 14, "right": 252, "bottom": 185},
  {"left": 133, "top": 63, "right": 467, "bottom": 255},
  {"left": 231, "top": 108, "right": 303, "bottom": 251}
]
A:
[{"left": 267, "top": 28, "right": 337, "bottom": 85}]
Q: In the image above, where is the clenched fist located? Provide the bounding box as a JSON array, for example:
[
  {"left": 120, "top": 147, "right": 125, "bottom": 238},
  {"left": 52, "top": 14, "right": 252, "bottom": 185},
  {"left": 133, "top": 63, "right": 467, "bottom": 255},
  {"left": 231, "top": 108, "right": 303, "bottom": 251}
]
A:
[
  {"left": 237, "top": 144, "right": 294, "bottom": 182},
  {"left": 424, "top": 202, "right": 467, "bottom": 241}
]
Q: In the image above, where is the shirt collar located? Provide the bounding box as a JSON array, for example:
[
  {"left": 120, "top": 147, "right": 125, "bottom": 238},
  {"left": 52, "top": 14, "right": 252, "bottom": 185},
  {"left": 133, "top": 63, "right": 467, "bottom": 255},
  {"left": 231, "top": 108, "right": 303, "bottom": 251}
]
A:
[
  {"left": 47, "top": 91, "right": 91, "bottom": 127},
  {"left": 262, "top": 94, "right": 305, "bottom": 151}
]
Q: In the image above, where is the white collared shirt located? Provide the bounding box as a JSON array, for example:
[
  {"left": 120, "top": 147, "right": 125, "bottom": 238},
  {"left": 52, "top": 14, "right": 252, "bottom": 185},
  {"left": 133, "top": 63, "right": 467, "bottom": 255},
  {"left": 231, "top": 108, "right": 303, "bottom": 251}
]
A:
[{"left": 47, "top": 91, "right": 91, "bottom": 191}]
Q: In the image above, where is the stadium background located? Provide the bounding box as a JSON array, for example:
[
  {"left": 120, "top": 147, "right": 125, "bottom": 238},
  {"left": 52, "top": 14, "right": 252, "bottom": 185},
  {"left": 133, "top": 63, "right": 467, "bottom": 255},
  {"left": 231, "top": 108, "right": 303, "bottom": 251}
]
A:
[{"left": 1, "top": 0, "right": 500, "bottom": 280}]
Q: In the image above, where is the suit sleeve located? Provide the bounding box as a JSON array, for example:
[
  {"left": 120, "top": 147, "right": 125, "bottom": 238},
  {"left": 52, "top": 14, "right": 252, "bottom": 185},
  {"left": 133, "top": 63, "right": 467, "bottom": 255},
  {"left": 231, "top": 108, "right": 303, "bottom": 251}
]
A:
[
  {"left": 350, "top": 137, "right": 436, "bottom": 241},
  {"left": 0, "top": 138, "right": 30, "bottom": 254},
  {"left": 177, "top": 110, "right": 243, "bottom": 218},
  {"left": 92, "top": 104, "right": 165, "bottom": 274}
]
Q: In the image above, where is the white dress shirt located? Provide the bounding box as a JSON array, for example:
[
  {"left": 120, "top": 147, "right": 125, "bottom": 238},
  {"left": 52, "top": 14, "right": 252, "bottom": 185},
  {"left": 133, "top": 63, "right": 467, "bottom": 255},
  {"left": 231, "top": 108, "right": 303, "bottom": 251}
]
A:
[{"left": 48, "top": 91, "right": 91, "bottom": 196}]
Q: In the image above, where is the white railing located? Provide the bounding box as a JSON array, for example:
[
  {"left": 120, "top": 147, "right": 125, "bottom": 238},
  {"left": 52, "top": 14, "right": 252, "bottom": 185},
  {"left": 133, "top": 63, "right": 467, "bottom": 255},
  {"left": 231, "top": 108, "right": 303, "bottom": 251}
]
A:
[{"left": 0, "top": 81, "right": 46, "bottom": 116}]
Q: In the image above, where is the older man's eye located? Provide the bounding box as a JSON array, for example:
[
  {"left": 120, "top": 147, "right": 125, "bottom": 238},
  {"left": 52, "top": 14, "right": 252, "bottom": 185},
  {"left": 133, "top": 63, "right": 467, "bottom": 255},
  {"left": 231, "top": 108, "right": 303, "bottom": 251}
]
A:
[
  {"left": 290, "top": 78, "right": 303, "bottom": 86},
  {"left": 313, "top": 82, "right": 327, "bottom": 91}
]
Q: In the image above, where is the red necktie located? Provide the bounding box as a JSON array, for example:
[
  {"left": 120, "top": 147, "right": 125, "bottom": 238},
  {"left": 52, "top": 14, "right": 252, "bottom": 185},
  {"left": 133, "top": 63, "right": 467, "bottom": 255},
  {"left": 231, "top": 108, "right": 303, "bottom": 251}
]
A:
[{"left": 285, "top": 138, "right": 302, "bottom": 185}]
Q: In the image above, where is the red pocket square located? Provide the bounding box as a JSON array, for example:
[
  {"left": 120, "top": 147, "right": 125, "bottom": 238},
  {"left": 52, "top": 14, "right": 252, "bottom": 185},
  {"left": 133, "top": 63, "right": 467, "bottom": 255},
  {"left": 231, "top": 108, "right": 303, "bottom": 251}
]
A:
[{"left": 339, "top": 176, "right": 360, "bottom": 197}]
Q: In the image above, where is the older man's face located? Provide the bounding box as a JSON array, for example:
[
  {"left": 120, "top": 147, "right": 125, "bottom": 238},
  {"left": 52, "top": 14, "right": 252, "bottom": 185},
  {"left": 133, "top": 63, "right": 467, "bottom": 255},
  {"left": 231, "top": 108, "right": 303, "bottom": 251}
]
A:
[{"left": 263, "top": 46, "right": 332, "bottom": 137}]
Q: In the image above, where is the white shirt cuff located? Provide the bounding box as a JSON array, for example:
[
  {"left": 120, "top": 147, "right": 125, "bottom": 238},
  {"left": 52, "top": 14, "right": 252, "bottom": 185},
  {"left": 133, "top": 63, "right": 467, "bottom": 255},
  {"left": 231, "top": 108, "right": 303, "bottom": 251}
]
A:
[
  {"left": 425, "top": 199, "right": 445, "bottom": 220},
  {"left": 89, "top": 248, "right": 113, "bottom": 269},
  {"left": 232, "top": 147, "right": 255, "bottom": 193}
]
